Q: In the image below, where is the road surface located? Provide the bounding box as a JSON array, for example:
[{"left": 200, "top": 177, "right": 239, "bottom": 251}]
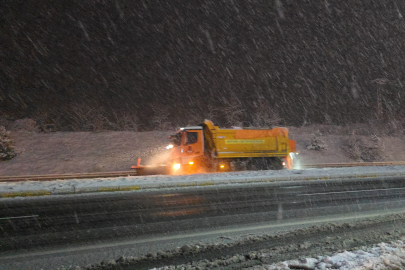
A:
[{"left": 1, "top": 176, "right": 405, "bottom": 269}]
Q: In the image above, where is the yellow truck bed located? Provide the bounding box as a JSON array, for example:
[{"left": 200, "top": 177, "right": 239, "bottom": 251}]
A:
[{"left": 204, "top": 120, "right": 292, "bottom": 159}]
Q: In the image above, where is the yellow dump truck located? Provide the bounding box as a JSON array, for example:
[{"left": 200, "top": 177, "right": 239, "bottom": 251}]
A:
[{"left": 163, "top": 120, "right": 297, "bottom": 174}]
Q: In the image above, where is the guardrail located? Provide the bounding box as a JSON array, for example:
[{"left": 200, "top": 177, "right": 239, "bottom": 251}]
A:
[
  {"left": 1, "top": 161, "right": 405, "bottom": 182},
  {"left": 0, "top": 171, "right": 137, "bottom": 182},
  {"left": 303, "top": 161, "right": 405, "bottom": 168}
]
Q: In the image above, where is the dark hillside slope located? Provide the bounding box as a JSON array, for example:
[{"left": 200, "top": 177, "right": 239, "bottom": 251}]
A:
[{"left": 1, "top": 1, "right": 405, "bottom": 130}]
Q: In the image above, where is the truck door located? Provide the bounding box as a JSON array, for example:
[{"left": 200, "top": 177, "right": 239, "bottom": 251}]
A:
[{"left": 183, "top": 130, "right": 203, "bottom": 156}]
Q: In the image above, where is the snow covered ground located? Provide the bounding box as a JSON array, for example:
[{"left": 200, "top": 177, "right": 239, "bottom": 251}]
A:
[
  {"left": 2, "top": 165, "right": 405, "bottom": 198},
  {"left": 4, "top": 126, "right": 405, "bottom": 177},
  {"left": 250, "top": 239, "right": 405, "bottom": 270},
  {"left": 149, "top": 238, "right": 405, "bottom": 270}
]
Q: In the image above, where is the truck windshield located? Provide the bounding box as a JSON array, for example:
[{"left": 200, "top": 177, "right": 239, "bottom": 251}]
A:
[
  {"left": 170, "top": 131, "right": 198, "bottom": 146},
  {"left": 170, "top": 132, "right": 182, "bottom": 146}
]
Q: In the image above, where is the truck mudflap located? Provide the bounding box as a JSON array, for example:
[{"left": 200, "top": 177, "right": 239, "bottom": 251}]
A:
[{"left": 283, "top": 152, "right": 300, "bottom": 170}]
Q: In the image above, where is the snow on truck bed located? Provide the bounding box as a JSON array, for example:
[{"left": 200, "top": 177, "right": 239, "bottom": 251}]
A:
[{"left": 2, "top": 165, "right": 405, "bottom": 198}]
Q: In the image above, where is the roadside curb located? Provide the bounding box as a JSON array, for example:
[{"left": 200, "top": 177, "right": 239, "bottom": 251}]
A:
[
  {"left": 1, "top": 190, "right": 52, "bottom": 198},
  {"left": 2, "top": 170, "right": 405, "bottom": 198}
]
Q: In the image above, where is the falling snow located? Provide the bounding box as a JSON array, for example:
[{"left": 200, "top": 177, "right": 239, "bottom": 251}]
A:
[{"left": 1, "top": 1, "right": 405, "bottom": 130}]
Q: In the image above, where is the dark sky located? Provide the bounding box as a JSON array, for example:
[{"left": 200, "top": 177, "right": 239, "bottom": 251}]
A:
[{"left": 1, "top": 0, "right": 405, "bottom": 130}]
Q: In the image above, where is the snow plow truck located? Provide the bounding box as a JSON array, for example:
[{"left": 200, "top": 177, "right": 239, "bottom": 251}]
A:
[{"left": 132, "top": 120, "right": 297, "bottom": 175}]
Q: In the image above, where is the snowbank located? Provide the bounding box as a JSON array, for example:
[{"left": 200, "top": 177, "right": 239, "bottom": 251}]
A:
[
  {"left": 261, "top": 239, "right": 405, "bottom": 270},
  {"left": 2, "top": 165, "right": 405, "bottom": 198}
]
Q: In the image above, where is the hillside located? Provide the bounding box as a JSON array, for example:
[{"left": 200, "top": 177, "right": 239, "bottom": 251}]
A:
[{"left": 2, "top": 1, "right": 405, "bottom": 130}]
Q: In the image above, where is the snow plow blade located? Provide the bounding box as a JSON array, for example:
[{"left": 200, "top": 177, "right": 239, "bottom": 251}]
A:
[{"left": 131, "top": 165, "right": 170, "bottom": 176}]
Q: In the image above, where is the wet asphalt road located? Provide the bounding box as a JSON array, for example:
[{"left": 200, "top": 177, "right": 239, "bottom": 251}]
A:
[{"left": 1, "top": 176, "right": 405, "bottom": 253}]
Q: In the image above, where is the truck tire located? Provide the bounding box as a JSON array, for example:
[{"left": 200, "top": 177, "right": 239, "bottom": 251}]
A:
[
  {"left": 247, "top": 158, "right": 270, "bottom": 170},
  {"left": 267, "top": 157, "right": 283, "bottom": 170},
  {"left": 246, "top": 159, "right": 256, "bottom": 170}
]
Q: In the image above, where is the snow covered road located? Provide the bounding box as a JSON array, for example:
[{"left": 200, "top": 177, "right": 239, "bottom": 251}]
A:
[{"left": 1, "top": 166, "right": 405, "bottom": 269}]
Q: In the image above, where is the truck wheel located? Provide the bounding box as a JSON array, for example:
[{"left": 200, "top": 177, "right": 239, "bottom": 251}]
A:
[
  {"left": 268, "top": 158, "right": 283, "bottom": 170},
  {"left": 247, "top": 158, "right": 268, "bottom": 170},
  {"left": 246, "top": 159, "right": 256, "bottom": 170},
  {"left": 257, "top": 158, "right": 269, "bottom": 170}
]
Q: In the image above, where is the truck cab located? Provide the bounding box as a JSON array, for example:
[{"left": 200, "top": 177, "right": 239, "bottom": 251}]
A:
[{"left": 169, "top": 126, "right": 205, "bottom": 174}]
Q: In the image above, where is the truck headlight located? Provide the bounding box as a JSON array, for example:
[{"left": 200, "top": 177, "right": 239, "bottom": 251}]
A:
[
  {"left": 166, "top": 144, "right": 174, "bottom": 149},
  {"left": 173, "top": 163, "right": 181, "bottom": 170}
]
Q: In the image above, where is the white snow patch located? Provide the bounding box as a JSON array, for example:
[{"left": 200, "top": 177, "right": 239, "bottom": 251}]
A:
[
  {"left": 262, "top": 238, "right": 405, "bottom": 270},
  {"left": 2, "top": 165, "right": 405, "bottom": 198}
]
